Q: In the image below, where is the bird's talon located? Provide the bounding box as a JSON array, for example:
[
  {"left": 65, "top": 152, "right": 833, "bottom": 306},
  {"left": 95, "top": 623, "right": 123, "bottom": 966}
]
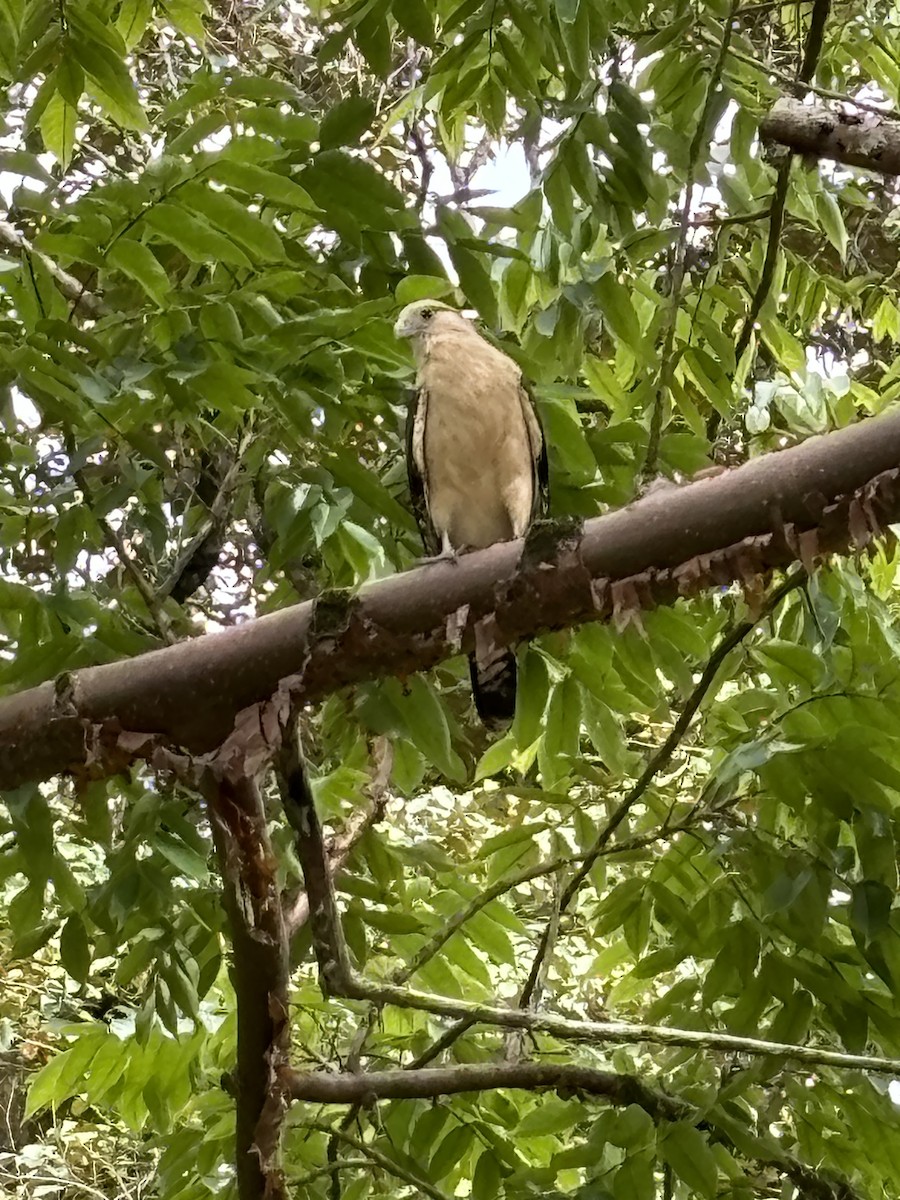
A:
[{"left": 420, "top": 548, "right": 459, "bottom": 566}]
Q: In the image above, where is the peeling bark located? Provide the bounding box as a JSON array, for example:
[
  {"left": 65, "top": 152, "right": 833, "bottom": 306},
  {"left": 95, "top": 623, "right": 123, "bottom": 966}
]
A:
[
  {"left": 3, "top": 410, "right": 900, "bottom": 789},
  {"left": 761, "top": 97, "right": 900, "bottom": 176},
  {"left": 155, "top": 711, "right": 294, "bottom": 1200},
  {"left": 207, "top": 769, "right": 290, "bottom": 1200}
]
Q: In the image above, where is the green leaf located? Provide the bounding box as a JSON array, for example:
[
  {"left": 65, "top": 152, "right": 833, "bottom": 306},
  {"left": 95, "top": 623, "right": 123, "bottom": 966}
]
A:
[
  {"left": 0, "top": 0, "right": 23, "bottom": 82},
  {"left": 107, "top": 239, "right": 171, "bottom": 306},
  {"left": 319, "top": 93, "right": 376, "bottom": 149},
  {"left": 395, "top": 275, "right": 454, "bottom": 306},
  {"left": 465, "top": 907, "right": 516, "bottom": 965},
  {"left": 474, "top": 734, "right": 516, "bottom": 781},
  {"left": 162, "top": 0, "right": 206, "bottom": 43},
  {"left": 153, "top": 830, "right": 209, "bottom": 882},
  {"left": 301, "top": 149, "right": 408, "bottom": 224},
  {"left": 142, "top": 203, "right": 253, "bottom": 268},
  {"left": 593, "top": 271, "right": 644, "bottom": 356},
  {"left": 472, "top": 1149, "right": 502, "bottom": 1200},
  {"left": 39, "top": 88, "right": 76, "bottom": 169},
  {"left": 25, "top": 1033, "right": 104, "bottom": 1116},
  {"left": 393, "top": 676, "right": 465, "bottom": 782},
  {"left": 116, "top": 0, "right": 153, "bottom": 48},
  {"left": 361, "top": 908, "right": 424, "bottom": 934},
  {"left": 437, "top": 206, "right": 499, "bottom": 327},
  {"left": 429, "top": 1123, "right": 474, "bottom": 1181},
  {"left": 614, "top": 1153, "right": 655, "bottom": 1199},
  {"left": 518, "top": 1096, "right": 584, "bottom": 1136},
  {"left": 179, "top": 183, "right": 285, "bottom": 261},
  {"left": 555, "top": 0, "right": 579, "bottom": 21},
  {"left": 71, "top": 32, "right": 148, "bottom": 130},
  {"left": 199, "top": 299, "right": 242, "bottom": 344},
  {"left": 816, "top": 190, "right": 847, "bottom": 260},
  {"left": 55, "top": 54, "right": 85, "bottom": 107},
  {"left": 60, "top": 913, "right": 91, "bottom": 983},
  {"left": 753, "top": 640, "right": 826, "bottom": 689},
  {"left": 658, "top": 1124, "right": 718, "bottom": 1199},
  {"left": 392, "top": 0, "right": 433, "bottom": 42},
  {"left": 209, "top": 159, "right": 315, "bottom": 210},
  {"left": 850, "top": 879, "right": 893, "bottom": 942}
]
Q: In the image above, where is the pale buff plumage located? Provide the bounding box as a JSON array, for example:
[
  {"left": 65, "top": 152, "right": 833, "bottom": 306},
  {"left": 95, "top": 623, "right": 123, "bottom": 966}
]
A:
[
  {"left": 394, "top": 302, "right": 544, "bottom": 553},
  {"left": 394, "top": 300, "right": 547, "bottom": 729}
]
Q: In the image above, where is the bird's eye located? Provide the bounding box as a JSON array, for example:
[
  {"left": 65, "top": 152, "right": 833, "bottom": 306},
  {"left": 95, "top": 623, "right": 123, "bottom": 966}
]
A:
[{"left": 420, "top": 308, "right": 434, "bottom": 320}]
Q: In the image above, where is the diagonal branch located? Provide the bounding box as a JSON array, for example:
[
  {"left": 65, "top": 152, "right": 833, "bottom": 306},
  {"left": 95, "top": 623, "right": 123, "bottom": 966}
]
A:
[
  {"left": 303, "top": 1123, "right": 452, "bottom": 1200},
  {"left": 0, "top": 221, "right": 105, "bottom": 319},
  {"left": 516, "top": 568, "right": 805, "bottom": 1009},
  {"left": 283, "top": 737, "right": 392, "bottom": 936}
]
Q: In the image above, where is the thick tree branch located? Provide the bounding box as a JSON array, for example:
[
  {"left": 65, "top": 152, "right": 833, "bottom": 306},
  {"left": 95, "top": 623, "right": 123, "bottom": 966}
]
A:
[
  {"left": 761, "top": 97, "right": 900, "bottom": 176},
  {"left": 4, "top": 410, "right": 900, "bottom": 789},
  {"left": 289, "top": 1061, "right": 688, "bottom": 1106},
  {"left": 205, "top": 765, "right": 290, "bottom": 1200},
  {"left": 291, "top": 1064, "right": 858, "bottom": 1200}
]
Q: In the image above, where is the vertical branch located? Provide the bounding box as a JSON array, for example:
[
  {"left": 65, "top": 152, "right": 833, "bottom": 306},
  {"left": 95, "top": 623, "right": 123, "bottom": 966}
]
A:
[
  {"left": 275, "top": 721, "right": 353, "bottom": 994},
  {"left": 61, "top": 426, "right": 176, "bottom": 645},
  {"left": 643, "top": 0, "right": 739, "bottom": 480},
  {"left": 710, "top": 0, "right": 832, "bottom": 438},
  {"left": 206, "top": 764, "right": 291, "bottom": 1200}
]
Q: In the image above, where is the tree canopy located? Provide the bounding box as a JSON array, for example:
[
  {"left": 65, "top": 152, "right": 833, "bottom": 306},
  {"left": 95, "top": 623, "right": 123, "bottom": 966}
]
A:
[{"left": 2, "top": 1, "right": 900, "bottom": 1198}]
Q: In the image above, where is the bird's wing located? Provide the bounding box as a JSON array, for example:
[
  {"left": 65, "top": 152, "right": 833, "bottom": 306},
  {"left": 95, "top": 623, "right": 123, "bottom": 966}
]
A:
[
  {"left": 519, "top": 378, "right": 550, "bottom": 521},
  {"left": 405, "top": 384, "right": 440, "bottom": 555}
]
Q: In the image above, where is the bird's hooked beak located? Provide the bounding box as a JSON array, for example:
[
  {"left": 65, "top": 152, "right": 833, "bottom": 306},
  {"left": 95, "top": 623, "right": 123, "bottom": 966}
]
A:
[{"left": 393, "top": 311, "right": 417, "bottom": 339}]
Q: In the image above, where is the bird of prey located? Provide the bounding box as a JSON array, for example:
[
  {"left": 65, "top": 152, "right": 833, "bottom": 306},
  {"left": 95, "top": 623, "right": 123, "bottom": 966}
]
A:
[{"left": 393, "top": 299, "right": 549, "bottom": 730}]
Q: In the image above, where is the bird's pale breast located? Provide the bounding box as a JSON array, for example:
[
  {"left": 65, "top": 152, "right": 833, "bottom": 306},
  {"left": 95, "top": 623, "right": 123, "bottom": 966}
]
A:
[{"left": 420, "top": 329, "right": 534, "bottom": 549}]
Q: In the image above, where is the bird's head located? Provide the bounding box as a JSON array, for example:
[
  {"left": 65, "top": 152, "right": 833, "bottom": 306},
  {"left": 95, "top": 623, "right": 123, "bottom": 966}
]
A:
[{"left": 393, "top": 299, "right": 460, "bottom": 341}]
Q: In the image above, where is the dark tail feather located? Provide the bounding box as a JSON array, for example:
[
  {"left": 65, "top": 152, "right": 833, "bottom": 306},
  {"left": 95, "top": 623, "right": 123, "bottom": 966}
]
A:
[{"left": 469, "top": 650, "right": 517, "bottom": 732}]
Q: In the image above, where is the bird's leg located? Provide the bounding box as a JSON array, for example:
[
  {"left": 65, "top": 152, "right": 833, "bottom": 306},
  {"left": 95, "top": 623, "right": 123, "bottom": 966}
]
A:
[{"left": 420, "top": 530, "right": 460, "bottom": 566}]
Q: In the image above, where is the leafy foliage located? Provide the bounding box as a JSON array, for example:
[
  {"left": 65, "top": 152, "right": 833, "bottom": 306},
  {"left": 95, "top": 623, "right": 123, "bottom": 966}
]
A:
[{"left": 1, "top": 0, "right": 900, "bottom": 1197}]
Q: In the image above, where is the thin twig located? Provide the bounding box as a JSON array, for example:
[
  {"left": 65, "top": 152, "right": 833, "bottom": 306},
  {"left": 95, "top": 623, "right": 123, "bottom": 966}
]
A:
[
  {"left": 63, "top": 430, "right": 176, "bottom": 645},
  {"left": 708, "top": 0, "right": 833, "bottom": 440},
  {"left": 304, "top": 1124, "right": 453, "bottom": 1200},
  {"left": 643, "top": 0, "right": 739, "bottom": 480},
  {"left": 517, "top": 568, "right": 805, "bottom": 1008},
  {"left": 716, "top": 36, "right": 900, "bottom": 121},
  {"left": 338, "top": 970, "right": 900, "bottom": 1077}
]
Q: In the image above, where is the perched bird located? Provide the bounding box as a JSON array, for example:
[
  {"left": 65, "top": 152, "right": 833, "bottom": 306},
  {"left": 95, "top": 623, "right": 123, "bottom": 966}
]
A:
[{"left": 393, "top": 299, "right": 549, "bottom": 730}]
